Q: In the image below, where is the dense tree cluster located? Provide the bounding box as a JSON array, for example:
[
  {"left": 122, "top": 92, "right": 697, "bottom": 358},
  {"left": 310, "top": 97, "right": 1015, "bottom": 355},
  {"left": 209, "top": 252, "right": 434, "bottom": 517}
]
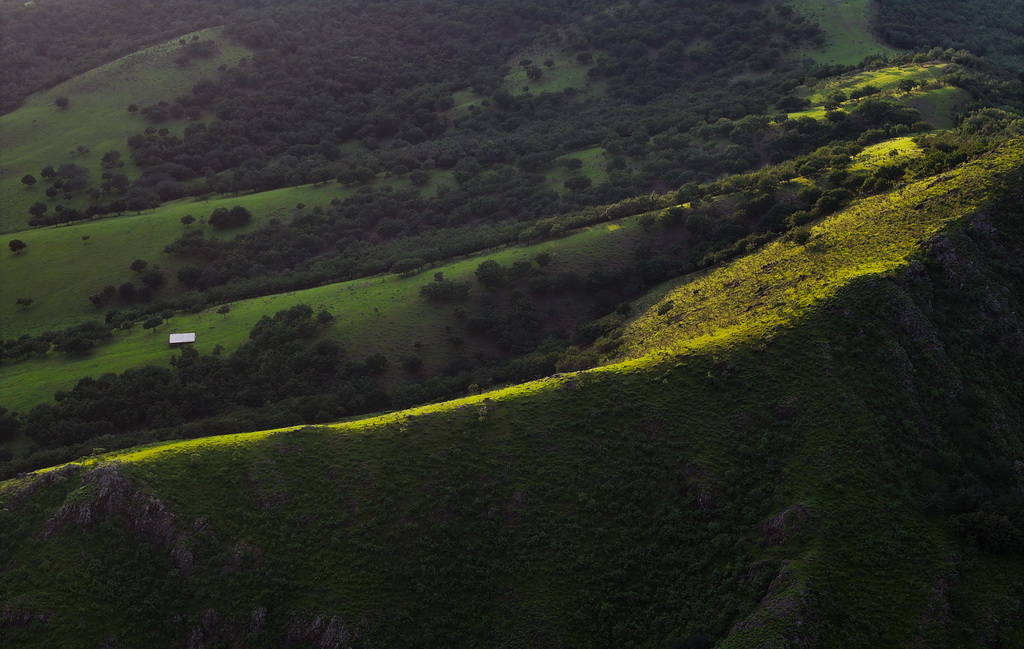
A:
[
  {"left": 1, "top": 321, "right": 114, "bottom": 362},
  {"left": 874, "top": 0, "right": 1024, "bottom": 60},
  {"left": 112, "top": 0, "right": 822, "bottom": 206}
]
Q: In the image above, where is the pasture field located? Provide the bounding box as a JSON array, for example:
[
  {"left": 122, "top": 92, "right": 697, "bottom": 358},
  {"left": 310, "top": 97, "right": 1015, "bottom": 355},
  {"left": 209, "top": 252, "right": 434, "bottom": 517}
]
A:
[
  {"left": 786, "top": 63, "right": 957, "bottom": 128},
  {"left": 806, "top": 63, "right": 949, "bottom": 103},
  {"left": 789, "top": 0, "right": 896, "bottom": 65},
  {"left": 0, "top": 27, "right": 251, "bottom": 234},
  {"left": 907, "top": 86, "right": 971, "bottom": 130},
  {"left": 0, "top": 216, "right": 658, "bottom": 411},
  {"left": 849, "top": 136, "right": 923, "bottom": 170},
  {"left": 544, "top": 146, "right": 609, "bottom": 187},
  {"left": 504, "top": 49, "right": 596, "bottom": 97},
  {"left": 0, "top": 181, "right": 368, "bottom": 337}
]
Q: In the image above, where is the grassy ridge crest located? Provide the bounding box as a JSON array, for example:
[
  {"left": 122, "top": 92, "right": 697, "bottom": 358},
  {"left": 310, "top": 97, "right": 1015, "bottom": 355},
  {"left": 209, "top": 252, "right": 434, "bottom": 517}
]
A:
[
  {"left": 620, "top": 136, "right": 1024, "bottom": 358},
  {"left": 28, "top": 137, "right": 1024, "bottom": 473}
]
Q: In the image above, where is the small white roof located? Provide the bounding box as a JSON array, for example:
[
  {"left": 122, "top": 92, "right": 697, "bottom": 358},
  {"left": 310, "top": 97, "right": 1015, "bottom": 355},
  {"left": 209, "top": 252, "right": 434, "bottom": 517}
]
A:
[{"left": 169, "top": 333, "right": 197, "bottom": 344}]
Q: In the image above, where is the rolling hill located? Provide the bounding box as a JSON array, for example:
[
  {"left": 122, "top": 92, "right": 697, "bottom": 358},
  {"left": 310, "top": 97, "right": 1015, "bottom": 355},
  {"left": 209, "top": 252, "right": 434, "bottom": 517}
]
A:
[
  {"left": 3, "top": 0, "right": 1024, "bottom": 645},
  {"left": 1, "top": 138, "right": 1022, "bottom": 648}
]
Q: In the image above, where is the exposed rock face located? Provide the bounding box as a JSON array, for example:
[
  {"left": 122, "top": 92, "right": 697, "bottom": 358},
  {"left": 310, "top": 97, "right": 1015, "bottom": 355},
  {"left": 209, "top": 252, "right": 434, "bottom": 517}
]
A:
[
  {"left": 41, "top": 462, "right": 176, "bottom": 548},
  {"left": 287, "top": 615, "right": 362, "bottom": 649},
  {"left": 763, "top": 503, "right": 812, "bottom": 546}
]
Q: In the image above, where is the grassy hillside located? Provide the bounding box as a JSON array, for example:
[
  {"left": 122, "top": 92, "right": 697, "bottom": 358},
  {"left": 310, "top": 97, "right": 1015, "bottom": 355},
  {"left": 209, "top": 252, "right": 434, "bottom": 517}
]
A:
[
  {"left": 849, "top": 136, "right": 923, "bottom": 170},
  {"left": 0, "top": 182, "right": 363, "bottom": 338},
  {"left": 0, "top": 217, "right": 658, "bottom": 411},
  {"left": 619, "top": 138, "right": 1024, "bottom": 359},
  {"left": 790, "top": 0, "right": 897, "bottom": 64},
  {"left": 0, "top": 27, "right": 250, "bottom": 234},
  {"left": 2, "top": 140, "right": 1023, "bottom": 646},
  {"left": 786, "top": 62, "right": 957, "bottom": 123}
]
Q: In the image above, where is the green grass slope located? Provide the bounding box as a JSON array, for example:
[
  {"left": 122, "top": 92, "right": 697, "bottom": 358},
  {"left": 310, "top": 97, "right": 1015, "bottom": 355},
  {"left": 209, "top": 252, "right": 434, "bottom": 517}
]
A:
[
  {"left": 620, "top": 137, "right": 1024, "bottom": 358},
  {"left": 0, "top": 218, "right": 654, "bottom": 412},
  {"left": 786, "top": 62, "right": 958, "bottom": 124},
  {"left": 1, "top": 142, "right": 1022, "bottom": 647},
  {"left": 0, "top": 181, "right": 361, "bottom": 339},
  {"left": 0, "top": 27, "right": 250, "bottom": 234},
  {"left": 790, "top": 0, "right": 897, "bottom": 65}
]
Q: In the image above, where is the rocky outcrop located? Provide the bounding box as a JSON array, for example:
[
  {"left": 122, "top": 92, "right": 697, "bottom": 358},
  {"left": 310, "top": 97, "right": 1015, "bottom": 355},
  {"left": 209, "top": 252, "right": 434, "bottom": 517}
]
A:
[{"left": 40, "top": 462, "right": 176, "bottom": 548}]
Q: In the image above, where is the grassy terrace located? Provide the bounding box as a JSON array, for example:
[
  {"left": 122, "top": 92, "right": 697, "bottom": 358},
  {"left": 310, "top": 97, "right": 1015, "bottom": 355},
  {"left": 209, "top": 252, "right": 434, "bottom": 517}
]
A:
[
  {"left": 786, "top": 63, "right": 953, "bottom": 122},
  {"left": 0, "top": 182, "right": 360, "bottom": 337},
  {"left": 849, "top": 136, "right": 923, "bottom": 170},
  {"left": 0, "top": 216, "right": 654, "bottom": 411}
]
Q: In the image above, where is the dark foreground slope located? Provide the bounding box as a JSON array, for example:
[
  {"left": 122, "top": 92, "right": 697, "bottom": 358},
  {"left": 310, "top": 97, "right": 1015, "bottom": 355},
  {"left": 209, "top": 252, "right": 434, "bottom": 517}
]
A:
[{"left": 1, "top": 150, "right": 1023, "bottom": 647}]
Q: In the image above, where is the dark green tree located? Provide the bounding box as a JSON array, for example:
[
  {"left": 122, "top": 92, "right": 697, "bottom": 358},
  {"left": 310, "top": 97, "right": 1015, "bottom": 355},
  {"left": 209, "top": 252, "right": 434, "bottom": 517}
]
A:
[
  {"left": 474, "top": 260, "right": 506, "bottom": 288},
  {"left": 142, "top": 316, "right": 164, "bottom": 332},
  {"left": 564, "top": 174, "right": 593, "bottom": 192},
  {"left": 28, "top": 202, "right": 47, "bottom": 219}
]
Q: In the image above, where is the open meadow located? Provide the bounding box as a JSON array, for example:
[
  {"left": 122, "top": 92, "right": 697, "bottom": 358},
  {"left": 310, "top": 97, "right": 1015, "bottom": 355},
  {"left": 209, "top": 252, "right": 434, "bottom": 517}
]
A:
[
  {"left": 0, "top": 27, "right": 250, "bottom": 233},
  {"left": 0, "top": 215, "right": 658, "bottom": 411}
]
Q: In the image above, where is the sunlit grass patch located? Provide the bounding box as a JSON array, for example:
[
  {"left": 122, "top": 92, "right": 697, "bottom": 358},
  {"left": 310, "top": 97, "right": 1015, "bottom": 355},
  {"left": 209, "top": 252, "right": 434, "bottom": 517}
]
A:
[
  {"left": 619, "top": 138, "right": 1024, "bottom": 358},
  {"left": 787, "top": 64, "right": 952, "bottom": 121},
  {"left": 809, "top": 63, "right": 949, "bottom": 103},
  {"left": 849, "top": 137, "right": 923, "bottom": 171}
]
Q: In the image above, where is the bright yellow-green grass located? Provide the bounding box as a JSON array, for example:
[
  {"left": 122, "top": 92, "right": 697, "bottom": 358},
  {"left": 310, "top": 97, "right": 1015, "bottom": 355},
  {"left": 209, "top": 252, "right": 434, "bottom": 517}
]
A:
[
  {"left": 0, "top": 27, "right": 251, "bottom": 234},
  {"left": 620, "top": 137, "right": 1024, "bottom": 358},
  {"left": 41, "top": 363, "right": 570, "bottom": 471},
  {"left": 787, "top": 63, "right": 951, "bottom": 120},
  {"left": 808, "top": 63, "right": 949, "bottom": 103},
  {"left": 0, "top": 215, "right": 655, "bottom": 411},
  {"left": 789, "top": 0, "right": 897, "bottom": 65},
  {"left": 849, "top": 136, "right": 923, "bottom": 170},
  {"left": 0, "top": 181, "right": 364, "bottom": 337}
]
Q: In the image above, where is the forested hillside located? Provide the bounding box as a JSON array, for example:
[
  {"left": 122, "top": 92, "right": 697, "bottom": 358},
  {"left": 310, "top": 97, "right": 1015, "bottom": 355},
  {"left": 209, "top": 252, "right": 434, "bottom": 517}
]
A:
[
  {"left": 2, "top": 139, "right": 1023, "bottom": 648},
  {"left": 2, "top": 0, "right": 1024, "bottom": 645}
]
